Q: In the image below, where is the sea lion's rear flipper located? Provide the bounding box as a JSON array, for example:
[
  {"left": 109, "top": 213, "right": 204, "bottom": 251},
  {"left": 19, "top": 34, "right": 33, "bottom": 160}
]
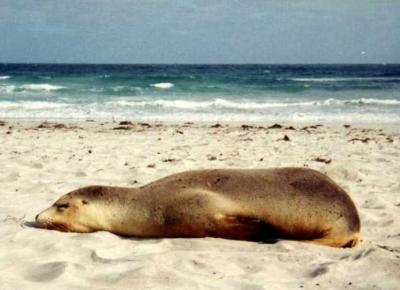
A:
[
  {"left": 212, "top": 213, "right": 283, "bottom": 242},
  {"left": 301, "top": 232, "right": 360, "bottom": 248}
]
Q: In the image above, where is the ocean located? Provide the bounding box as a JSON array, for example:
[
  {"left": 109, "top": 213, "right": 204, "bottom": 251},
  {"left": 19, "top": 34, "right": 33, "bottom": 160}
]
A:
[{"left": 0, "top": 64, "right": 399, "bottom": 122}]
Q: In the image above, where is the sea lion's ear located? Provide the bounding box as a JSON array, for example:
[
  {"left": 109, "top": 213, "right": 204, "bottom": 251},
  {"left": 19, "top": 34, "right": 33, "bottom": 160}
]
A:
[{"left": 82, "top": 200, "right": 89, "bottom": 205}]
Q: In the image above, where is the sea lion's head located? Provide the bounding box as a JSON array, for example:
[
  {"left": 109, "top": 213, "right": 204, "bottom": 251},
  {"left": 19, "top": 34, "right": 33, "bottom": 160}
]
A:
[{"left": 36, "top": 187, "right": 107, "bottom": 233}]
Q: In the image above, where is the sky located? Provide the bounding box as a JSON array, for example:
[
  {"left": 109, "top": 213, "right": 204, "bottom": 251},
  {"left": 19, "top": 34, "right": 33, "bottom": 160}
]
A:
[{"left": 0, "top": 0, "right": 399, "bottom": 64}]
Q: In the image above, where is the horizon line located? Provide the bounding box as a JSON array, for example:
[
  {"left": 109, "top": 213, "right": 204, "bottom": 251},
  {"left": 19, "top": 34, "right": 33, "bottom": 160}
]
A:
[{"left": 0, "top": 62, "right": 398, "bottom": 66}]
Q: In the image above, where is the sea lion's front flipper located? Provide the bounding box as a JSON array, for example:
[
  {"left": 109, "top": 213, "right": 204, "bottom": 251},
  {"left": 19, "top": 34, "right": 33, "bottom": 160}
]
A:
[{"left": 212, "top": 213, "right": 283, "bottom": 242}]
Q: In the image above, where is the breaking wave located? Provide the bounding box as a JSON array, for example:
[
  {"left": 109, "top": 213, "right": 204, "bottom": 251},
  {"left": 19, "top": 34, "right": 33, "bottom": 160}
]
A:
[
  {"left": 104, "top": 98, "right": 400, "bottom": 110},
  {"left": 150, "top": 82, "right": 174, "bottom": 89},
  {"left": 0, "top": 101, "right": 69, "bottom": 109},
  {"left": 0, "top": 97, "right": 399, "bottom": 122},
  {"left": 0, "top": 84, "right": 66, "bottom": 93},
  {"left": 19, "top": 84, "right": 66, "bottom": 92}
]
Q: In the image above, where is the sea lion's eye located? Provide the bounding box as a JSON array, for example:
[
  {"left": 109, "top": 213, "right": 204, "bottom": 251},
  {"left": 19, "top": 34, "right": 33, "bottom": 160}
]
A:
[{"left": 57, "top": 204, "right": 69, "bottom": 209}]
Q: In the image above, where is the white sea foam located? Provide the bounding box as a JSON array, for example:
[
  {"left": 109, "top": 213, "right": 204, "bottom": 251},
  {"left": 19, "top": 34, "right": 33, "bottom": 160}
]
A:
[
  {"left": 107, "top": 98, "right": 323, "bottom": 110},
  {"left": 292, "top": 77, "right": 400, "bottom": 82},
  {"left": 0, "top": 97, "right": 399, "bottom": 122},
  {"left": 1, "top": 99, "right": 399, "bottom": 123},
  {"left": 19, "top": 84, "right": 66, "bottom": 92},
  {"left": 112, "top": 86, "right": 126, "bottom": 92},
  {"left": 112, "top": 86, "right": 142, "bottom": 92},
  {"left": 0, "top": 101, "right": 69, "bottom": 109},
  {"left": 0, "top": 76, "right": 11, "bottom": 80},
  {"left": 292, "top": 78, "right": 350, "bottom": 82},
  {"left": 0, "top": 85, "right": 17, "bottom": 93},
  {"left": 104, "top": 97, "right": 400, "bottom": 110},
  {"left": 89, "top": 87, "right": 105, "bottom": 93},
  {"left": 323, "top": 98, "right": 400, "bottom": 106},
  {"left": 0, "top": 84, "right": 66, "bottom": 93},
  {"left": 150, "top": 82, "right": 174, "bottom": 89},
  {"left": 2, "top": 98, "right": 397, "bottom": 115},
  {"left": 104, "top": 99, "right": 314, "bottom": 110}
]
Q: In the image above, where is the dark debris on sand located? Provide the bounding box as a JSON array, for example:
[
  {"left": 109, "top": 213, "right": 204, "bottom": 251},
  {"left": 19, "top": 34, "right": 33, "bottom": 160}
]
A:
[
  {"left": 114, "top": 122, "right": 154, "bottom": 130},
  {"left": 313, "top": 157, "right": 332, "bottom": 164},
  {"left": 139, "top": 123, "right": 152, "bottom": 128},
  {"left": 241, "top": 124, "right": 254, "bottom": 130},
  {"left": 386, "top": 137, "right": 394, "bottom": 143},
  {"left": 162, "top": 158, "right": 177, "bottom": 162},
  {"left": 349, "top": 137, "right": 371, "bottom": 143},
  {"left": 210, "top": 123, "right": 222, "bottom": 128},
  {"left": 309, "top": 124, "right": 323, "bottom": 129},
  {"left": 277, "top": 135, "right": 291, "bottom": 142},
  {"left": 268, "top": 123, "right": 283, "bottom": 129},
  {"left": 241, "top": 124, "right": 265, "bottom": 130},
  {"left": 119, "top": 121, "right": 134, "bottom": 126},
  {"left": 207, "top": 155, "right": 217, "bottom": 161},
  {"left": 37, "top": 122, "right": 65, "bottom": 129},
  {"left": 36, "top": 122, "right": 78, "bottom": 129},
  {"left": 113, "top": 126, "right": 132, "bottom": 130},
  {"left": 182, "top": 122, "right": 193, "bottom": 127}
]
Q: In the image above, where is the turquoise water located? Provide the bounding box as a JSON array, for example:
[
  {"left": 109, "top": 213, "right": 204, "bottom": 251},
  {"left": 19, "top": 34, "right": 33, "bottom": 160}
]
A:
[{"left": 0, "top": 64, "right": 399, "bottom": 122}]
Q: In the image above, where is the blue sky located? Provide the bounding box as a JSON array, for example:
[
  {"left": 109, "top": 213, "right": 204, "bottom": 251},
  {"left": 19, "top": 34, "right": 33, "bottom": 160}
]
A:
[{"left": 0, "top": 0, "right": 399, "bottom": 64}]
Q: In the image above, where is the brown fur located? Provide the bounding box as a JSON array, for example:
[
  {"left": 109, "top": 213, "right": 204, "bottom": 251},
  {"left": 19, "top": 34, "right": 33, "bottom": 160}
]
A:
[{"left": 36, "top": 167, "right": 361, "bottom": 248}]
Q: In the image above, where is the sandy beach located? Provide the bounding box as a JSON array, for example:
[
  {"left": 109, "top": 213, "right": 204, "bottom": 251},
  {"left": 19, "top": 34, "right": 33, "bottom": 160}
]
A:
[{"left": 0, "top": 120, "right": 399, "bottom": 290}]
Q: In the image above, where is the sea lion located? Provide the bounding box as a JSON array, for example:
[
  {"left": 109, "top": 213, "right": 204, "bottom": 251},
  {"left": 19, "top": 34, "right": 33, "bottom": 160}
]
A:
[{"left": 35, "top": 167, "right": 360, "bottom": 248}]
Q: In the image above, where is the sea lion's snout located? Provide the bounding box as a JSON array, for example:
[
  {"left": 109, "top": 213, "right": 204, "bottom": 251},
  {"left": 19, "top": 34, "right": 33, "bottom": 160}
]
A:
[
  {"left": 36, "top": 194, "right": 99, "bottom": 233},
  {"left": 35, "top": 211, "right": 43, "bottom": 225},
  {"left": 35, "top": 208, "right": 53, "bottom": 228},
  {"left": 36, "top": 207, "right": 72, "bottom": 232}
]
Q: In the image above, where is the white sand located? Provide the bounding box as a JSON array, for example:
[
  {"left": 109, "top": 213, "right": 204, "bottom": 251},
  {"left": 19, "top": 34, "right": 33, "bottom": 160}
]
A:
[{"left": 0, "top": 120, "right": 399, "bottom": 289}]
